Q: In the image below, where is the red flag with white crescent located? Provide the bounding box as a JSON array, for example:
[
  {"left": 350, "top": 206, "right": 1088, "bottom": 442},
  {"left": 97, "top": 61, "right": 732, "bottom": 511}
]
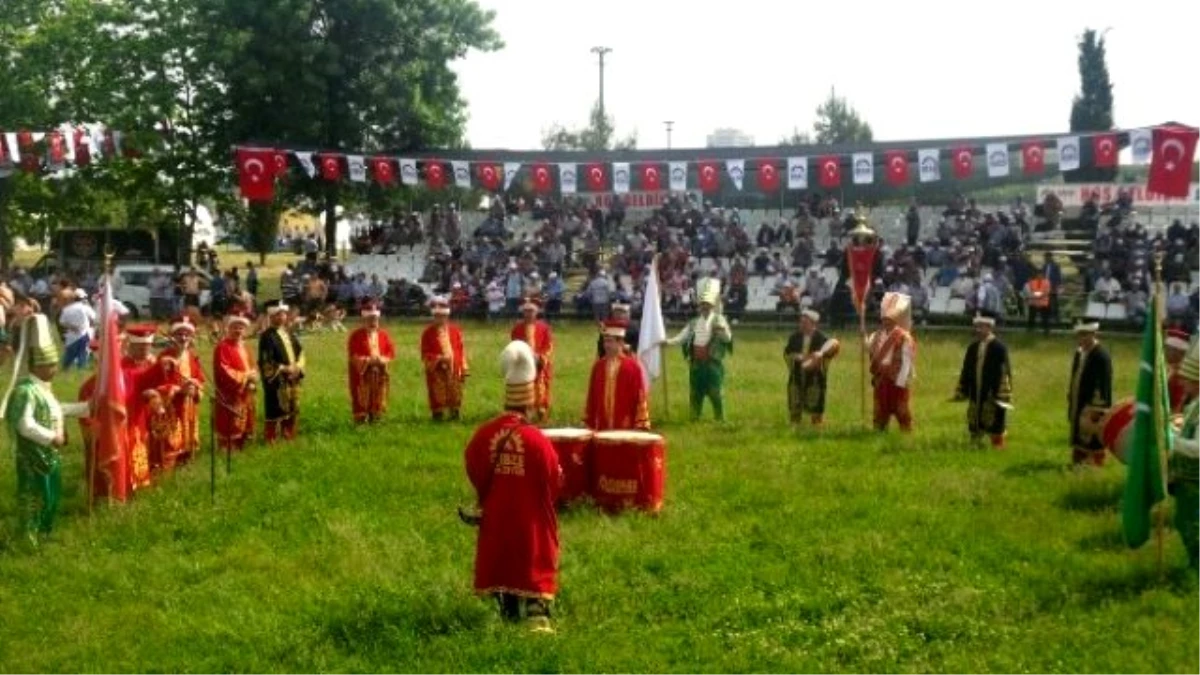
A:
[
  {"left": 697, "top": 161, "right": 720, "bottom": 193},
  {"left": 846, "top": 243, "right": 878, "bottom": 318},
  {"left": 531, "top": 163, "right": 553, "bottom": 193},
  {"left": 236, "top": 147, "right": 276, "bottom": 202},
  {"left": 951, "top": 146, "right": 974, "bottom": 179},
  {"left": 1022, "top": 142, "right": 1044, "bottom": 175},
  {"left": 817, "top": 156, "right": 841, "bottom": 188},
  {"left": 478, "top": 163, "right": 501, "bottom": 191},
  {"left": 584, "top": 163, "right": 606, "bottom": 191},
  {"left": 884, "top": 150, "right": 909, "bottom": 186},
  {"left": 319, "top": 153, "right": 342, "bottom": 181},
  {"left": 1147, "top": 125, "right": 1199, "bottom": 198},
  {"left": 90, "top": 275, "right": 130, "bottom": 503},
  {"left": 1092, "top": 133, "right": 1119, "bottom": 168},
  {"left": 425, "top": 161, "right": 447, "bottom": 190},
  {"left": 756, "top": 159, "right": 780, "bottom": 192},
  {"left": 640, "top": 164, "right": 661, "bottom": 191},
  {"left": 371, "top": 157, "right": 395, "bottom": 185}
]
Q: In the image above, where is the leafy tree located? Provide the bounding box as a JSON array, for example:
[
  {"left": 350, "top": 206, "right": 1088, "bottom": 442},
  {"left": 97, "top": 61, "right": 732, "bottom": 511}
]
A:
[
  {"left": 1066, "top": 28, "right": 1116, "bottom": 183},
  {"left": 542, "top": 101, "right": 636, "bottom": 151},
  {"left": 812, "top": 88, "right": 873, "bottom": 145}
]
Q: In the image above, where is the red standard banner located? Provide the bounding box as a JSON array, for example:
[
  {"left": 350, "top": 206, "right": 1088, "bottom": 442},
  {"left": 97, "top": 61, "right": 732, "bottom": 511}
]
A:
[{"left": 846, "top": 244, "right": 878, "bottom": 318}]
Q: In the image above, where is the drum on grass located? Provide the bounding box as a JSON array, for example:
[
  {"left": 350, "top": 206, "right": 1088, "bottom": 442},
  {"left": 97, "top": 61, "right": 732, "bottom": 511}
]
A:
[
  {"left": 1100, "top": 397, "right": 1136, "bottom": 464},
  {"left": 541, "top": 428, "right": 593, "bottom": 505},
  {"left": 591, "top": 430, "right": 665, "bottom": 513}
]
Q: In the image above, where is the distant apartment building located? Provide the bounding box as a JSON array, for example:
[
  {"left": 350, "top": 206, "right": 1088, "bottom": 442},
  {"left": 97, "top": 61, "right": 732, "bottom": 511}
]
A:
[{"left": 706, "top": 128, "right": 754, "bottom": 148}]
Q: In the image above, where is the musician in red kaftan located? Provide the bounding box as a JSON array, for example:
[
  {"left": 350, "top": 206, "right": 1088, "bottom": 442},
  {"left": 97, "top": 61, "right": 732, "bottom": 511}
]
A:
[
  {"left": 120, "top": 325, "right": 158, "bottom": 489},
  {"left": 510, "top": 297, "right": 553, "bottom": 422},
  {"left": 868, "top": 292, "right": 916, "bottom": 432},
  {"left": 584, "top": 319, "right": 651, "bottom": 431},
  {"left": 1167, "top": 328, "right": 1194, "bottom": 414},
  {"left": 420, "top": 296, "right": 469, "bottom": 421},
  {"left": 213, "top": 312, "right": 257, "bottom": 450},
  {"left": 463, "top": 340, "right": 559, "bottom": 631},
  {"left": 140, "top": 315, "right": 205, "bottom": 470},
  {"left": 347, "top": 300, "right": 395, "bottom": 424}
]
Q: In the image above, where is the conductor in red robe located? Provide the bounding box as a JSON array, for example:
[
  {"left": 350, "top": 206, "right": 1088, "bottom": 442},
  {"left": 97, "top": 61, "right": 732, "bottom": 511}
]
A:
[
  {"left": 213, "top": 311, "right": 257, "bottom": 451},
  {"left": 140, "top": 315, "right": 205, "bottom": 471},
  {"left": 420, "top": 296, "right": 469, "bottom": 421},
  {"left": 510, "top": 296, "right": 553, "bottom": 422},
  {"left": 584, "top": 319, "right": 651, "bottom": 431},
  {"left": 463, "top": 340, "right": 560, "bottom": 632},
  {"left": 347, "top": 299, "right": 396, "bottom": 424}
]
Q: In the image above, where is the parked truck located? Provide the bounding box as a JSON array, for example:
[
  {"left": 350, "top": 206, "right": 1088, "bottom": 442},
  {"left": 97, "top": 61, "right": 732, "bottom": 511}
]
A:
[{"left": 26, "top": 228, "right": 183, "bottom": 279}]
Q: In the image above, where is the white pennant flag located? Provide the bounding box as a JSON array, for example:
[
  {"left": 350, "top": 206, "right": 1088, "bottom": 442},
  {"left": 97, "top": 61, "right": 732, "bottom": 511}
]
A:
[
  {"left": 786, "top": 157, "right": 808, "bottom": 189},
  {"left": 1129, "top": 128, "right": 1153, "bottom": 164},
  {"left": 668, "top": 161, "right": 687, "bottom": 191},
  {"left": 637, "top": 256, "right": 667, "bottom": 389},
  {"left": 4, "top": 133, "right": 20, "bottom": 163},
  {"left": 852, "top": 152, "right": 874, "bottom": 185},
  {"left": 503, "top": 162, "right": 520, "bottom": 190},
  {"left": 1056, "top": 136, "right": 1080, "bottom": 171},
  {"left": 451, "top": 160, "right": 471, "bottom": 188},
  {"left": 558, "top": 163, "right": 577, "bottom": 194},
  {"left": 398, "top": 158, "right": 418, "bottom": 185},
  {"left": 347, "top": 155, "right": 367, "bottom": 182},
  {"left": 90, "top": 126, "right": 106, "bottom": 160},
  {"left": 985, "top": 143, "right": 1009, "bottom": 177},
  {"left": 294, "top": 151, "right": 316, "bottom": 178},
  {"left": 725, "top": 159, "right": 745, "bottom": 191},
  {"left": 60, "top": 124, "right": 76, "bottom": 164},
  {"left": 613, "top": 162, "right": 631, "bottom": 194},
  {"left": 917, "top": 149, "right": 940, "bottom": 182}
]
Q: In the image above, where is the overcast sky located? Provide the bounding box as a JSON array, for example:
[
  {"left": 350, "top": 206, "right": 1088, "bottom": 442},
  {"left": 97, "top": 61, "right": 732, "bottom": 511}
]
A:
[{"left": 451, "top": 0, "right": 1198, "bottom": 151}]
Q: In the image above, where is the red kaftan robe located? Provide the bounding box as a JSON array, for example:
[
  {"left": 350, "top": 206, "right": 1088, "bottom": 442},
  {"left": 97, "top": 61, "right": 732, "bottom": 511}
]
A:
[
  {"left": 420, "top": 322, "right": 468, "bottom": 415},
  {"left": 347, "top": 327, "right": 396, "bottom": 422},
  {"left": 464, "top": 412, "right": 560, "bottom": 599},
  {"left": 140, "top": 345, "right": 204, "bottom": 470},
  {"left": 121, "top": 355, "right": 156, "bottom": 490},
  {"left": 868, "top": 327, "right": 917, "bottom": 431},
  {"left": 1169, "top": 367, "right": 1194, "bottom": 414},
  {"left": 510, "top": 320, "right": 553, "bottom": 419},
  {"left": 213, "top": 338, "right": 256, "bottom": 449},
  {"left": 584, "top": 355, "right": 651, "bottom": 431}
]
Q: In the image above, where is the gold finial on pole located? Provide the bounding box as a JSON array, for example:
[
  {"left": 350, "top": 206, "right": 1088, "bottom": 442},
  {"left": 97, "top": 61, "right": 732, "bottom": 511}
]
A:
[{"left": 103, "top": 245, "right": 115, "bottom": 276}]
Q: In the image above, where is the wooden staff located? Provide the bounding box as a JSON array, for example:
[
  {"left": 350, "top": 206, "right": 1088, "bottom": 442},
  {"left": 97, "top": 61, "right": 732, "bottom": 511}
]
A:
[{"left": 859, "top": 306, "right": 868, "bottom": 429}]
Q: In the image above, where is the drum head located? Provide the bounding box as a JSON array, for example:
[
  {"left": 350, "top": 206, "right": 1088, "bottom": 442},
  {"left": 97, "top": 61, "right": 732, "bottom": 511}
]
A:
[
  {"left": 594, "top": 430, "right": 663, "bottom": 444},
  {"left": 542, "top": 428, "right": 594, "bottom": 441}
]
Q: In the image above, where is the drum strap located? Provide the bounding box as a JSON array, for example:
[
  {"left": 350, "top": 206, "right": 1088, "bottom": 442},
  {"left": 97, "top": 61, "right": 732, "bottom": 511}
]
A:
[{"left": 478, "top": 423, "right": 524, "bottom": 506}]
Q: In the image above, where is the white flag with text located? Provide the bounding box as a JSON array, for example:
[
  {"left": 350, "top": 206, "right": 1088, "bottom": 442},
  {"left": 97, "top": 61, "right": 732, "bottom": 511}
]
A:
[
  {"left": 917, "top": 149, "right": 940, "bottom": 182},
  {"left": 399, "top": 158, "right": 418, "bottom": 185},
  {"left": 852, "top": 152, "right": 874, "bottom": 185},
  {"left": 669, "top": 161, "right": 687, "bottom": 191},
  {"left": 503, "top": 162, "right": 520, "bottom": 190},
  {"left": 725, "top": 159, "right": 745, "bottom": 191},
  {"left": 451, "top": 160, "right": 471, "bottom": 188},
  {"left": 787, "top": 157, "right": 808, "bottom": 189},
  {"left": 559, "top": 163, "right": 577, "bottom": 194},
  {"left": 1057, "top": 136, "right": 1080, "bottom": 171},
  {"left": 347, "top": 155, "right": 367, "bottom": 182},
  {"left": 612, "top": 162, "right": 631, "bottom": 193},
  {"left": 637, "top": 256, "right": 667, "bottom": 389},
  {"left": 985, "top": 143, "right": 1009, "bottom": 177},
  {"left": 1129, "top": 128, "right": 1153, "bottom": 164}
]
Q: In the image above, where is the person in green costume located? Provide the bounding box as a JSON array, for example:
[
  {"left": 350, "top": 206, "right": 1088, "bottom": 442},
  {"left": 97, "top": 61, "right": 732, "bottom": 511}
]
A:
[
  {"left": 1170, "top": 340, "right": 1199, "bottom": 569},
  {"left": 661, "top": 279, "right": 733, "bottom": 421},
  {"left": 0, "top": 313, "right": 89, "bottom": 545}
]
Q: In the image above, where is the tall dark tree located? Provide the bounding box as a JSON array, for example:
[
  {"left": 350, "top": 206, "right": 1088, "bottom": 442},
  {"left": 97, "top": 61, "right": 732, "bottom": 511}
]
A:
[
  {"left": 812, "top": 88, "right": 873, "bottom": 145},
  {"left": 1067, "top": 28, "right": 1116, "bottom": 183},
  {"left": 201, "top": 0, "right": 501, "bottom": 256},
  {"left": 542, "top": 101, "right": 637, "bottom": 151}
]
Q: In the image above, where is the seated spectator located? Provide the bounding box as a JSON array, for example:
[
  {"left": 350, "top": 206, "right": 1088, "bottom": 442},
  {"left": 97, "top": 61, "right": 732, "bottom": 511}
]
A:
[
  {"left": 752, "top": 248, "right": 772, "bottom": 276},
  {"left": 1092, "top": 270, "right": 1122, "bottom": 303}
]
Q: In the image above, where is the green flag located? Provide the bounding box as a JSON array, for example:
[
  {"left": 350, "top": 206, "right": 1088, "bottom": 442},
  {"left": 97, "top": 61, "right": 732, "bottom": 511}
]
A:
[{"left": 1121, "top": 294, "right": 1173, "bottom": 548}]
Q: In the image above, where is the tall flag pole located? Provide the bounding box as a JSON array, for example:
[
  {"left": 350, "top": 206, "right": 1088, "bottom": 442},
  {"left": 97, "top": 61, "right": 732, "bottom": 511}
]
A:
[
  {"left": 90, "top": 248, "right": 130, "bottom": 507},
  {"left": 1121, "top": 252, "right": 1173, "bottom": 572},
  {"left": 846, "top": 209, "right": 879, "bottom": 427},
  {"left": 638, "top": 254, "right": 668, "bottom": 420}
]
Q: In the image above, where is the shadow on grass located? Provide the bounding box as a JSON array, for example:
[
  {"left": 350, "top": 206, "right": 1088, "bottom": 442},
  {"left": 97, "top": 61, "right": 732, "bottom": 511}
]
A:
[
  {"left": 1001, "top": 459, "right": 1064, "bottom": 478},
  {"left": 1057, "top": 479, "right": 1123, "bottom": 513},
  {"left": 320, "top": 591, "right": 492, "bottom": 653},
  {"left": 1073, "top": 565, "right": 1198, "bottom": 606},
  {"left": 1077, "top": 528, "right": 1128, "bottom": 552}
]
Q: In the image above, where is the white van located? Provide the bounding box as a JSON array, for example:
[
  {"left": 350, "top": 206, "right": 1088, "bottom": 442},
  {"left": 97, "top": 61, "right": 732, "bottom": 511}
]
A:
[{"left": 113, "top": 265, "right": 212, "bottom": 319}]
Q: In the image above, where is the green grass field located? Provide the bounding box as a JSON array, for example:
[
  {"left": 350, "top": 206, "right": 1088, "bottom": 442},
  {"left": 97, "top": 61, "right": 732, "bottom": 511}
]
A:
[{"left": 0, "top": 322, "right": 1195, "bottom": 673}]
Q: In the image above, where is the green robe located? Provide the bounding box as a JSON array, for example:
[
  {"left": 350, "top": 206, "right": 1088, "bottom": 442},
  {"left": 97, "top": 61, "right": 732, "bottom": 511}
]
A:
[
  {"left": 678, "top": 316, "right": 733, "bottom": 421},
  {"left": 4, "top": 377, "right": 63, "bottom": 543},
  {"left": 1171, "top": 400, "right": 1199, "bottom": 569}
]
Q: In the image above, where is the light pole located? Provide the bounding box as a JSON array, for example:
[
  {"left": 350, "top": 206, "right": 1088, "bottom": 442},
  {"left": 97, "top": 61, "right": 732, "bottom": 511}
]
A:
[
  {"left": 664, "top": 120, "right": 674, "bottom": 149},
  {"left": 590, "top": 46, "right": 612, "bottom": 118}
]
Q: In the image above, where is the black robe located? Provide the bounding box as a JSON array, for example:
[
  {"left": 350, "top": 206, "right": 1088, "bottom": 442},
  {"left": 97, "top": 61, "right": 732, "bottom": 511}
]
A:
[
  {"left": 258, "top": 326, "right": 304, "bottom": 422},
  {"left": 1068, "top": 343, "right": 1112, "bottom": 449},
  {"left": 955, "top": 336, "right": 1012, "bottom": 436},
  {"left": 785, "top": 329, "right": 833, "bottom": 417}
]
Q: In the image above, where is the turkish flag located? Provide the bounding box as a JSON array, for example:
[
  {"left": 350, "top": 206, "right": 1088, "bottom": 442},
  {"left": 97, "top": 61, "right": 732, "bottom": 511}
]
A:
[
  {"left": 73, "top": 127, "right": 91, "bottom": 167},
  {"left": 817, "top": 156, "right": 840, "bottom": 188},
  {"left": 271, "top": 150, "right": 289, "bottom": 180},
  {"left": 951, "top": 146, "right": 973, "bottom": 179},
  {"left": 319, "top": 154, "right": 342, "bottom": 181},
  {"left": 1148, "top": 125, "right": 1199, "bottom": 198},
  {"left": 17, "top": 131, "right": 37, "bottom": 172},
  {"left": 1092, "top": 133, "right": 1119, "bottom": 168},
  {"left": 425, "top": 161, "right": 446, "bottom": 189},
  {"left": 532, "top": 163, "right": 553, "bottom": 193},
  {"left": 757, "top": 160, "right": 780, "bottom": 192},
  {"left": 884, "top": 150, "right": 909, "bottom": 186},
  {"left": 698, "top": 161, "right": 720, "bottom": 193},
  {"left": 47, "top": 131, "right": 65, "bottom": 169},
  {"left": 236, "top": 148, "right": 276, "bottom": 202},
  {"left": 584, "top": 163, "right": 606, "bottom": 191},
  {"left": 641, "top": 164, "right": 661, "bottom": 191},
  {"left": 478, "top": 163, "right": 501, "bottom": 191},
  {"left": 371, "top": 157, "right": 395, "bottom": 185},
  {"left": 1022, "top": 142, "right": 1044, "bottom": 175}
]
